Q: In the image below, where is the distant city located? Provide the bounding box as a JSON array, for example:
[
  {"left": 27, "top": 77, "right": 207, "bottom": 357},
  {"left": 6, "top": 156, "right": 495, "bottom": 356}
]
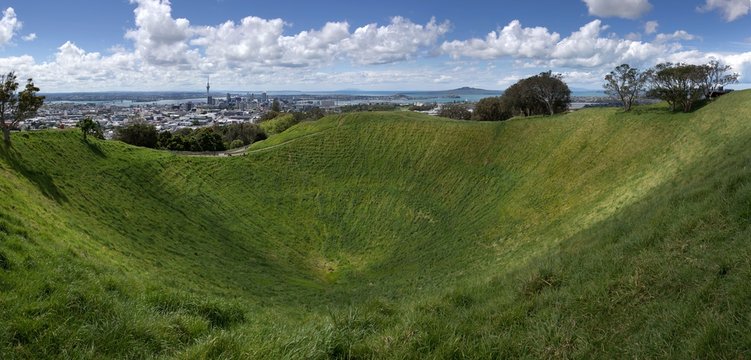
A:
[{"left": 30, "top": 84, "right": 611, "bottom": 138}]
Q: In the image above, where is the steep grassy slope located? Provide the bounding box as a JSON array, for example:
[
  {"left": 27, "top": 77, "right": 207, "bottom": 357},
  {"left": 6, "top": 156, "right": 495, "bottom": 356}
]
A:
[{"left": 1, "top": 91, "right": 750, "bottom": 358}]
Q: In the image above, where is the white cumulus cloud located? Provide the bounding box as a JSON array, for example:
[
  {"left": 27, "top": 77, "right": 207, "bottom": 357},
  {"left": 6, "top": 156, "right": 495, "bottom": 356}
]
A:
[
  {"left": 341, "top": 17, "right": 450, "bottom": 65},
  {"left": 441, "top": 20, "right": 560, "bottom": 59},
  {"left": 22, "top": 33, "right": 36, "bottom": 41},
  {"left": 644, "top": 20, "right": 659, "bottom": 34},
  {"left": 654, "top": 30, "right": 697, "bottom": 43},
  {"left": 698, "top": 0, "right": 751, "bottom": 21},
  {"left": 125, "top": 0, "right": 195, "bottom": 66},
  {"left": 582, "top": 0, "right": 652, "bottom": 19},
  {"left": 441, "top": 20, "right": 666, "bottom": 69},
  {"left": 0, "top": 7, "right": 22, "bottom": 46}
]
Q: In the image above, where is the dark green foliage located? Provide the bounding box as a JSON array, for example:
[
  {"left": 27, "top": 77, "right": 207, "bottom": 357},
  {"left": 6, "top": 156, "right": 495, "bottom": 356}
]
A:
[
  {"left": 501, "top": 71, "right": 570, "bottom": 116},
  {"left": 271, "top": 99, "right": 281, "bottom": 112},
  {"left": 115, "top": 119, "right": 158, "bottom": 148},
  {"left": 0, "top": 72, "right": 44, "bottom": 145},
  {"left": 648, "top": 62, "right": 707, "bottom": 112},
  {"left": 339, "top": 103, "right": 400, "bottom": 113},
  {"left": 160, "top": 125, "right": 263, "bottom": 151},
  {"left": 604, "top": 64, "right": 651, "bottom": 111},
  {"left": 292, "top": 107, "right": 326, "bottom": 123},
  {"left": 438, "top": 103, "right": 472, "bottom": 120},
  {"left": 77, "top": 117, "right": 103, "bottom": 141},
  {"left": 473, "top": 96, "right": 512, "bottom": 121},
  {"left": 648, "top": 61, "right": 738, "bottom": 112},
  {"left": 195, "top": 128, "right": 226, "bottom": 152},
  {"left": 409, "top": 103, "right": 437, "bottom": 111}
]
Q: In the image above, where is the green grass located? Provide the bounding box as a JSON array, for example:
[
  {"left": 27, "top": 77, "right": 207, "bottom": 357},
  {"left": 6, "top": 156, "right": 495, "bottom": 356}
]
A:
[{"left": 1, "top": 91, "right": 751, "bottom": 358}]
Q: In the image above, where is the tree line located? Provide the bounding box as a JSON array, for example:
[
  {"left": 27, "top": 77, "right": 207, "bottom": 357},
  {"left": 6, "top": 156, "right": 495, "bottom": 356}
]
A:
[
  {"left": 604, "top": 60, "right": 738, "bottom": 113},
  {"left": 114, "top": 119, "right": 266, "bottom": 152},
  {"left": 440, "top": 71, "right": 572, "bottom": 121},
  {"left": 114, "top": 107, "right": 327, "bottom": 151}
]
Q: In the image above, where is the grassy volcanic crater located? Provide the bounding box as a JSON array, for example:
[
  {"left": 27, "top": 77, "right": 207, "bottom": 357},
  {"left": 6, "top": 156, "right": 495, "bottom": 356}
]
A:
[{"left": 1, "top": 92, "right": 750, "bottom": 358}]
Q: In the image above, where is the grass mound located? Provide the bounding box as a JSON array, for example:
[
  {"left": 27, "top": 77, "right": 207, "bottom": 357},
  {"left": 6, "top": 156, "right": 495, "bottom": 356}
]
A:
[{"left": 1, "top": 91, "right": 750, "bottom": 358}]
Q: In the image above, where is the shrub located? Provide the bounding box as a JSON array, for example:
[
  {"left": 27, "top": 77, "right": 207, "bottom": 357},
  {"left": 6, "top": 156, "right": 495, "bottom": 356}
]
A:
[
  {"left": 438, "top": 104, "right": 472, "bottom": 120},
  {"left": 115, "top": 119, "right": 158, "bottom": 148}
]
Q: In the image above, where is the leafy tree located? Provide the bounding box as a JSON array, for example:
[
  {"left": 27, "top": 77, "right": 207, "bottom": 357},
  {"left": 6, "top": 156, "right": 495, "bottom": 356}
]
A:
[
  {"left": 195, "top": 128, "right": 225, "bottom": 152},
  {"left": 157, "top": 130, "right": 173, "bottom": 149},
  {"left": 0, "top": 72, "right": 45, "bottom": 145},
  {"left": 604, "top": 64, "right": 651, "bottom": 111},
  {"left": 648, "top": 63, "right": 707, "bottom": 112},
  {"left": 438, "top": 103, "right": 472, "bottom": 120},
  {"left": 500, "top": 72, "right": 570, "bottom": 117},
  {"left": 700, "top": 59, "right": 738, "bottom": 100},
  {"left": 501, "top": 81, "right": 545, "bottom": 116},
  {"left": 77, "top": 117, "right": 103, "bottom": 141},
  {"left": 525, "top": 71, "right": 571, "bottom": 115},
  {"left": 473, "top": 97, "right": 512, "bottom": 121},
  {"left": 271, "top": 99, "right": 281, "bottom": 112},
  {"left": 215, "top": 123, "right": 266, "bottom": 146},
  {"left": 115, "top": 118, "right": 158, "bottom": 148}
]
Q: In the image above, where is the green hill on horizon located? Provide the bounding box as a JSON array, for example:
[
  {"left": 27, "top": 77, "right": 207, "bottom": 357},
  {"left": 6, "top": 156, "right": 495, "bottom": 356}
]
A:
[{"left": 1, "top": 91, "right": 750, "bottom": 358}]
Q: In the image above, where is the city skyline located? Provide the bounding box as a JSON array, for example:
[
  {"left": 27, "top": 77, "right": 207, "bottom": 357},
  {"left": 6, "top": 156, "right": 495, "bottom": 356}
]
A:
[{"left": 0, "top": 0, "right": 750, "bottom": 92}]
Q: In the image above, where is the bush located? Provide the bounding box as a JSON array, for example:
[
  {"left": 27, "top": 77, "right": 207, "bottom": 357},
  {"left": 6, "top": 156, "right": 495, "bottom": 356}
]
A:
[
  {"left": 438, "top": 104, "right": 472, "bottom": 120},
  {"left": 115, "top": 119, "right": 158, "bottom": 148},
  {"left": 473, "top": 97, "right": 512, "bottom": 121},
  {"left": 229, "top": 139, "right": 244, "bottom": 149}
]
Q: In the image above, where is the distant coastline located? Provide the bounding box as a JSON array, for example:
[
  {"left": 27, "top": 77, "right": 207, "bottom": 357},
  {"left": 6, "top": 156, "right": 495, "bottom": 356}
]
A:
[{"left": 42, "top": 87, "right": 605, "bottom": 106}]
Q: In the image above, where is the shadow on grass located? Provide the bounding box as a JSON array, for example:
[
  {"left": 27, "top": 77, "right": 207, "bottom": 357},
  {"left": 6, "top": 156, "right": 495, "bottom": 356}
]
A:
[
  {"left": 82, "top": 138, "right": 106, "bottom": 158},
  {"left": 631, "top": 100, "right": 711, "bottom": 115},
  {"left": 0, "top": 144, "right": 68, "bottom": 204}
]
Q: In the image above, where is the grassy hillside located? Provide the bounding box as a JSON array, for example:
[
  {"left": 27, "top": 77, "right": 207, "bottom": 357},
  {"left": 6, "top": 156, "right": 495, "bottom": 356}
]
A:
[{"left": 1, "top": 91, "right": 750, "bottom": 358}]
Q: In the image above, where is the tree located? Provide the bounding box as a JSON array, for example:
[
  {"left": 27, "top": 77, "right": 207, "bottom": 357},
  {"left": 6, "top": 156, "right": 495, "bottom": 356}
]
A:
[
  {"left": 271, "top": 99, "right": 281, "bottom": 112},
  {"left": 502, "top": 81, "right": 544, "bottom": 116},
  {"left": 473, "top": 97, "right": 512, "bottom": 121},
  {"left": 604, "top": 64, "right": 651, "bottom": 111},
  {"left": 648, "top": 62, "right": 707, "bottom": 112},
  {"left": 115, "top": 118, "right": 158, "bottom": 148},
  {"left": 526, "top": 71, "right": 571, "bottom": 115},
  {"left": 438, "top": 103, "right": 472, "bottom": 120},
  {"left": 500, "top": 72, "right": 570, "bottom": 116},
  {"left": 77, "top": 117, "right": 103, "bottom": 141},
  {"left": 0, "top": 72, "right": 45, "bottom": 145},
  {"left": 700, "top": 59, "right": 738, "bottom": 100},
  {"left": 194, "top": 128, "right": 225, "bottom": 152}
]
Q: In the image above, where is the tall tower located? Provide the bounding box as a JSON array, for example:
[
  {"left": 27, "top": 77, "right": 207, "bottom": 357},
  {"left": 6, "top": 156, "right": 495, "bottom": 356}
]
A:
[{"left": 206, "top": 76, "right": 213, "bottom": 106}]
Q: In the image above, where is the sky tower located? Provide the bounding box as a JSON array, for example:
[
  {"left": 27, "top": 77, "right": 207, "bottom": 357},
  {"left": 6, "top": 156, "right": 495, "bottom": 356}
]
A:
[{"left": 206, "top": 76, "right": 213, "bottom": 106}]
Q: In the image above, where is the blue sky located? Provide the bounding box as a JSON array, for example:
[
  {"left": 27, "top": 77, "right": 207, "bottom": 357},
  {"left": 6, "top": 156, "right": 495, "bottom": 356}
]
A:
[{"left": 0, "top": 0, "right": 750, "bottom": 92}]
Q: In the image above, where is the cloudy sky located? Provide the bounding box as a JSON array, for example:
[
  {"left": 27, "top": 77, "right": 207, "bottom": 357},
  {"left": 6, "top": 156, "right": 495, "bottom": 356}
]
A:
[{"left": 1, "top": 0, "right": 750, "bottom": 92}]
